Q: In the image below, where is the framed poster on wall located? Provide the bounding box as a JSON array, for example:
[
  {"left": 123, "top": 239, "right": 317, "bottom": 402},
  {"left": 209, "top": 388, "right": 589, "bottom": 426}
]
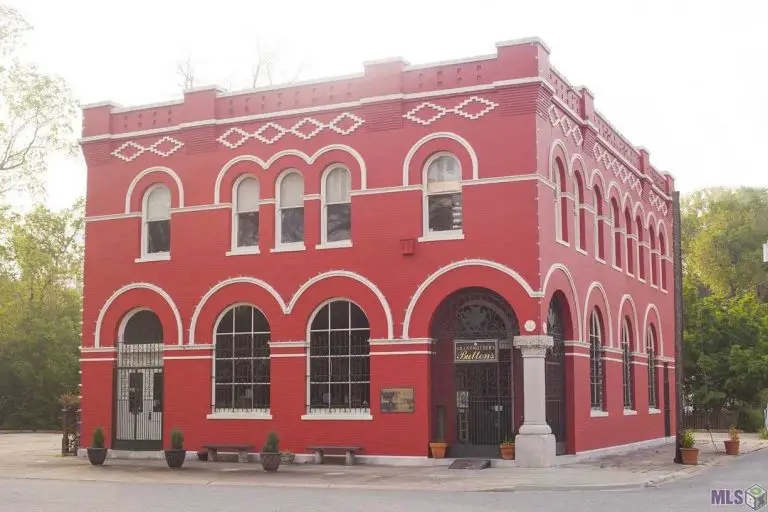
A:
[{"left": 380, "top": 387, "right": 415, "bottom": 413}]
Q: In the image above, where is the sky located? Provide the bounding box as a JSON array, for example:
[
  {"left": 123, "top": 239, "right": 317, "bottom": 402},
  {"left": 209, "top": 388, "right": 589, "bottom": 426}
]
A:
[{"left": 6, "top": 0, "right": 767, "bottom": 211}]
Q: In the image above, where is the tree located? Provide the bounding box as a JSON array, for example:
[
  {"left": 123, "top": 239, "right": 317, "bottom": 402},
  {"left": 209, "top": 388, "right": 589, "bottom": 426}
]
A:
[
  {"left": 0, "top": 6, "right": 77, "bottom": 198},
  {"left": 176, "top": 54, "right": 195, "bottom": 90}
]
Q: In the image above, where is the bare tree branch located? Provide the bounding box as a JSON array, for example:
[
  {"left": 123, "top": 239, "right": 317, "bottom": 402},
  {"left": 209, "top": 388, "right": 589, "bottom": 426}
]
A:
[{"left": 176, "top": 55, "right": 195, "bottom": 90}]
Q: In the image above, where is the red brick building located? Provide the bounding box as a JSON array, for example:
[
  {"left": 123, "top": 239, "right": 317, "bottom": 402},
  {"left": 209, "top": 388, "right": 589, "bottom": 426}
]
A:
[{"left": 79, "top": 38, "right": 676, "bottom": 467}]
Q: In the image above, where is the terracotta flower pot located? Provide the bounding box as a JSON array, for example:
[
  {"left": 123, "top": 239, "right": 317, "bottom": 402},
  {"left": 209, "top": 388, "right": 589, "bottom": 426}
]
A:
[
  {"left": 724, "top": 440, "right": 740, "bottom": 455},
  {"left": 430, "top": 442, "right": 447, "bottom": 459},
  {"left": 680, "top": 447, "right": 699, "bottom": 465},
  {"left": 500, "top": 444, "right": 515, "bottom": 460}
]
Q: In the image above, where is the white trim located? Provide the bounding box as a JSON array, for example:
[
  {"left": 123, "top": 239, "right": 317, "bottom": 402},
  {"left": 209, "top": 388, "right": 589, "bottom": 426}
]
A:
[
  {"left": 371, "top": 350, "right": 434, "bottom": 356},
  {"left": 230, "top": 173, "right": 261, "bottom": 254},
  {"left": 418, "top": 232, "right": 464, "bottom": 243},
  {"left": 648, "top": 408, "right": 662, "bottom": 415},
  {"left": 139, "top": 183, "right": 172, "bottom": 261},
  {"left": 79, "top": 357, "right": 116, "bottom": 362},
  {"left": 369, "top": 338, "right": 433, "bottom": 346},
  {"left": 590, "top": 410, "right": 609, "bottom": 417},
  {"left": 541, "top": 263, "right": 583, "bottom": 340},
  {"left": 166, "top": 344, "right": 213, "bottom": 351},
  {"left": 421, "top": 151, "right": 464, "bottom": 240},
  {"left": 85, "top": 212, "right": 142, "bottom": 223},
  {"left": 565, "top": 352, "right": 590, "bottom": 358},
  {"left": 271, "top": 353, "right": 305, "bottom": 358},
  {"left": 135, "top": 253, "right": 171, "bottom": 263},
  {"left": 404, "top": 53, "right": 497, "bottom": 71},
  {"left": 351, "top": 185, "right": 421, "bottom": 196},
  {"left": 461, "top": 174, "right": 539, "bottom": 186},
  {"left": 642, "top": 303, "right": 663, "bottom": 356},
  {"left": 402, "top": 132, "right": 478, "bottom": 186},
  {"left": 80, "top": 346, "right": 117, "bottom": 353},
  {"left": 125, "top": 166, "right": 184, "bottom": 214},
  {"left": 583, "top": 281, "right": 613, "bottom": 348},
  {"left": 206, "top": 411, "right": 273, "bottom": 420},
  {"left": 269, "top": 341, "right": 308, "bottom": 348},
  {"left": 164, "top": 355, "right": 212, "bottom": 360},
  {"left": 623, "top": 409, "right": 638, "bottom": 416},
  {"left": 270, "top": 244, "right": 306, "bottom": 253},
  {"left": 617, "top": 294, "right": 639, "bottom": 351},
  {"left": 316, "top": 241, "right": 353, "bottom": 250},
  {"left": 171, "top": 203, "right": 230, "bottom": 214},
  {"left": 274, "top": 169, "right": 306, "bottom": 251},
  {"left": 402, "top": 259, "right": 540, "bottom": 338},
  {"left": 301, "top": 413, "right": 373, "bottom": 421},
  {"left": 320, "top": 164, "right": 353, "bottom": 246},
  {"left": 495, "top": 37, "right": 551, "bottom": 53},
  {"left": 94, "top": 283, "right": 183, "bottom": 347},
  {"left": 226, "top": 247, "right": 261, "bottom": 256}
]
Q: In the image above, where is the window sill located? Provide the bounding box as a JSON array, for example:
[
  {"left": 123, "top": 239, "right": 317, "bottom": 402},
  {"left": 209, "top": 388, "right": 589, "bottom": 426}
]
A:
[
  {"left": 556, "top": 239, "right": 570, "bottom": 248},
  {"left": 418, "top": 231, "right": 464, "bottom": 243},
  {"left": 271, "top": 244, "right": 306, "bottom": 253},
  {"left": 648, "top": 408, "right": 662, "bottom": 415},
  {"left": 316, "top": 240, "right": 352, "bottom": 250},
  {"left": 135, "top": 253, "right": 170, "bottom": 263},
  {"left": 638, "top": 277, "right": 647, "bottom": 283},
  {"left": 612, "top": 264, "right": 623, "bottom": 272},
  {"left": 576, "top": 247, "right": 588, "bottom": 256},
  {"left": 301, "top": 412, "right": 373, "bottom": 421},
  {"left": 650, "top": 283, "right": 659, "bottom": 289},
  {"left": 595, "top": 257, "right": 606, "bottom": 264},
  {"left": 590, "top": 410, "right": 609, "bottom": 417},
  {"left": 207, "top": 411, "right": 272, "bottom": 420},
  {"left": 226, "top": 247, "right": 260, "bottom": 256},
  {"left": 623, "top": 409, "right": 638, "bottom": 416}
]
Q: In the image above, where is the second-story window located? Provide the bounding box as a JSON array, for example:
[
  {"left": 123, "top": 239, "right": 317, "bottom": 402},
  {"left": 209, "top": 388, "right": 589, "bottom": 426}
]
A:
[
  {"left": 234, "top": 176, "right": 260, "bottom": 250},
  {"left": 322, "top": 166, "right": 351, "bottom": 244},
  {"left": 142, "top": 184, "right": 171, "bottom": 258},
  {"left": 425, "top": 153, "right": 462, "bottom": 235},
  {"left": 277, "top": 171, "right": 305, "bottom": 247}
]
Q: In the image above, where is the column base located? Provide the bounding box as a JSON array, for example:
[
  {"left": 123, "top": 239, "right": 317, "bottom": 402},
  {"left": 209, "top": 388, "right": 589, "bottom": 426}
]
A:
[{"left": 514, "top": 433, "right": 556, "bottom": 468}]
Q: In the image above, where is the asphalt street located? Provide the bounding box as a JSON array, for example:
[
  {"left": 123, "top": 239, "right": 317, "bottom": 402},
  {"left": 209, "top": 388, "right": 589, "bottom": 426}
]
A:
[{"left": 2, "top": 449, "right": 767, "bottom": 512}]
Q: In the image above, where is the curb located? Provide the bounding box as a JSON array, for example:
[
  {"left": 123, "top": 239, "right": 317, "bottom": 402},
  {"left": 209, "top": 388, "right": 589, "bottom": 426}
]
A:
[{"left": 482, "top": 482, "right": 648, "bottom": 492}]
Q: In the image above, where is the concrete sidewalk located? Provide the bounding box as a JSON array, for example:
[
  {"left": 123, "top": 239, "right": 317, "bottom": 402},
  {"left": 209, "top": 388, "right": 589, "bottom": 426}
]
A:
[{"left": 0, "top": 432, "right": 764, "bottom": 492}]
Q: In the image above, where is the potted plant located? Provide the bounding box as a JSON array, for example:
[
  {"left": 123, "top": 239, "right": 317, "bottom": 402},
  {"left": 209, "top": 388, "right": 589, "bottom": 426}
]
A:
[
  {"left": 164, "top": 429, "right": 186, "bottom": 468},
  {"left": 429, "top": 439, "right": 448, "bottom": 459},
  {"left": 680, "top": 429, "right": 699, "bottom": 465},
  {"left": 260, "top": 432, "right": 281, "bottom": 472},
  {"left": 724, "top": 425, "right": 740, "bottom": 455},
  {"left": 500, "top": 436, "right": 515, "bottom": 460},
  {"left": 87, "top": 426, "right": 108, "bottom": 466}
]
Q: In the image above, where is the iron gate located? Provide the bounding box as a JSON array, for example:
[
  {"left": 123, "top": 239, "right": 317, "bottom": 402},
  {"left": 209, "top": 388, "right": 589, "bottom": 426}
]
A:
[{"left": 546, "top": 295, "right": 567, "bottom": 455}]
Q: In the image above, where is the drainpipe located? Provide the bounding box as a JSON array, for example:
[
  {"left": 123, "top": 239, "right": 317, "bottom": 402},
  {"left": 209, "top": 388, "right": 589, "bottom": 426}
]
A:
[{"left": 672, "top": 191, "right": 684, "bottom": 464}]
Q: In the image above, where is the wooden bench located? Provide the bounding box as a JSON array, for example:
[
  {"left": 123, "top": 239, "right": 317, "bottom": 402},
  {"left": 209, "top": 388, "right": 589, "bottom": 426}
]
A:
[
  {"left": 202, "top": 444, "right": 254, "bottom": 463},
  {"left": 307, "top": 445, "right": 362, "bottom": 465}
]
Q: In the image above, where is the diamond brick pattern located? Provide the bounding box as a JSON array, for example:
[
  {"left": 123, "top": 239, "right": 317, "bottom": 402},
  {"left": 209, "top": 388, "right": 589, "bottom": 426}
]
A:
[
  {"left": 592, "top": 142, "right": 644, "bottom": 197},
  {"left": 217, "top": 112, "right": 365, "bottom": 149},
  {"left": 112, "top": 136, "right": 184, "bottom": 162},
  {"left": 403, "top": 96, "right": 498, "bottom": 126},
  {"left": 648, "top": 190, "right": 669, "bottom": 216},
  {"left": 548, "top": 104, "right": 583, "bottom": 146}
]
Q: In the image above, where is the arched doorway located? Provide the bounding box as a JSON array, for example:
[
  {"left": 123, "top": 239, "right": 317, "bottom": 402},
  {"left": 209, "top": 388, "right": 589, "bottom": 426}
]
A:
[
  {"left": 113, "top": 309, "right": 164, "bottom": 450},
  {"left": 430, "top": 288, "right": 520, "bottom": 458},
  {"left": 546, "top": 293, "right": 568, "bottom": 455}
]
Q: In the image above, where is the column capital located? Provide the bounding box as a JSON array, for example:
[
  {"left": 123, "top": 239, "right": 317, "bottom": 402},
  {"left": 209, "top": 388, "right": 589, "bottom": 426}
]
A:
[{"left": 513, "top": 335, "right": 553, "bottom": 357}]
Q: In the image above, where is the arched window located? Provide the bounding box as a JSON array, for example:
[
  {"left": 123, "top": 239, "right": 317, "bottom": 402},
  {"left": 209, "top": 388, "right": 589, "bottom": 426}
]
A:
[
  {"left": 214, "top": 305, "right": 270, "bottom": 412},
  {"left": 308, "top": 300, "right": 370, "bottom": 414},
  {"left": 659, "top": 230, "right": 668, "bottom": 290},
  {"left": 636, "top": 216, "right": 646, "bottom": 280},
  {"left": 647, "top": 325, "right": 658, "bottom": 409},
  {"left": 556, "top": 158, "right": 569, "bottom": 243},
  {"left": 322, "top": 166, "right": 352, "bottom": 244},
  {"left": 594, "top": 186, "right": 605, "bottom": 260},
  {"left": 621, "top": 317, "right": 634, "bottom": 410},
  {"left": 589, "top": 308, "right": 605, "bottom": 411},
  {"left": 611, "top": 198, "right": 622, "bottom": 268},
  {"left": 233, "top": 176, "right": 260, "bottom": 251},
  {"left": 122, "top": 309, "right": 164, "bottom": 344},
  {"left": 424, "top": 153, "right": 462, "bottom": 235},
  {"left": 575, "top": 173, "right": 586, "bottom": 251},
  {"left": 624, "top": 207, "right": 634, "bottom": 275},
  {"left": 277, "top": 171, "right": 305, "bottom": 248},
  {"left": 142, "top": 185, "right": 171, "bottom": 258},
  {"left": 649, "top": 224, "right": 658, "bottom": 286}
]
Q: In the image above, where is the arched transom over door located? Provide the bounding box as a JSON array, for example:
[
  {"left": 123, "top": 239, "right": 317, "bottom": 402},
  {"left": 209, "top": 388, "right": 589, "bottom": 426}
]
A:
[
  {"left": 430, "top": 287, "right": 520, "bottom": 459},
  {"left": 546, "top": 294, "right": 567, "bottom": 455},
  {"left": 114, "top": 309, "right": 164, "bottom": 450}
]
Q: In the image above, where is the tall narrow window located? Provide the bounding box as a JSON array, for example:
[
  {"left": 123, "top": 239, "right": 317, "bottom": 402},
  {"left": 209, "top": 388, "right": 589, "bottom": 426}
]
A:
[
  {"left": 594, "top": 187, "right": 605, "bottom": 260},
  {"left": 143, "top": 185, "right": 171, "bottom": 257},
  {"left": 322, "top": 166, "right": 351, "bottom": 244},
  {"left": 650, "top": 224, "right": 658, "bottom": 286},
  {"left": 277, "top": 171, "right": 305, "bottom": 246},
  {"left": 624, "top": 207, "right": 634, "bottom": 274},
  {"left": 214, "top": 305, "right": 271, "bottom": 413},
  {"left": 659, "top": 231, "right": 668, "bottom": 290},
  {"left": 556, "top": 159, "right": 569, "bottom": 243},
  {"left": 589, "top": 309, "right": 605, "bottom": 411},
  {"left": 611, "top": 198, "right": 622, "bottom": 268},
  {"left": 621, "top": 318, "right": 634, "bottom": 410},
  {"left": 308, "top": 300, "right": 371, "bottom": 414},
  {"left": 636, "top": 216, "right": 646, "bottom": 280},
  {"left": 425, "top": 153, "right": 462, "bottom": 234},
  {"left": 234, "top": 177, "right": 259, "bottom": 250},
  {"left": 647, "top": 326, "right": 658, "bottom": 409},
  {"left": 575, "top": 173, "right": 586, "bottom": 251}
]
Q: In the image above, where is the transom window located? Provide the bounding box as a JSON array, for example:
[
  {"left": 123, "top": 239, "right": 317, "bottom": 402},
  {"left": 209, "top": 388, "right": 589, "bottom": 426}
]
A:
[
  {"left": 277, "top": 171, "right": 305, "bottom": 246},
  {"left": 323, "top": 166, "right": 351, "bottom": 243},
  {"left": 214, "top": 305, "right": 270, "bottom": 412},
  {"left": 589, "top": 309, "right": 605, "bottom": 411},
  {"left": 308, "top": 300, "right": 370, "bottom": 413},
  {"left": 143, "top": 185, "right": 171, "bottom": 256},
  {"left": 621, "top": 318, "right": 634, "bottom": 410},
  {"left": 647, "top": 326, "right": 658, "bottom": 409},
  {"left": 425, "top": 153, "right": 462, "bottom": 233},
  {"left": 234, "top": 176, "right": 259, "bottom": 249}
]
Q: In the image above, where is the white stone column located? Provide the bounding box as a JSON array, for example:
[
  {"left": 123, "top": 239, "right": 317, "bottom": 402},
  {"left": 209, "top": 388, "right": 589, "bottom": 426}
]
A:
[{"left": 513, "top": 335, "right": 556, "bottom": 468}]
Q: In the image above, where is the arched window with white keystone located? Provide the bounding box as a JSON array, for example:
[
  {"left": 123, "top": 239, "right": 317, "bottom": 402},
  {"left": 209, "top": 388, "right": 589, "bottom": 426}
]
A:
[
  {"left": 275, "top": 170, "right": 305, "bottom": 250},
  {"left": 141, "top": 184, "right": 171, "bottom": 260},
  {"left": 422, "top": 153, "right": 463, "bottom": 240},
  {"left": 232, "top": 176, "right": 260, "bottom": 253},
  {"left": 321, "top": 166, "right": 352, "bottom": 246}
]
